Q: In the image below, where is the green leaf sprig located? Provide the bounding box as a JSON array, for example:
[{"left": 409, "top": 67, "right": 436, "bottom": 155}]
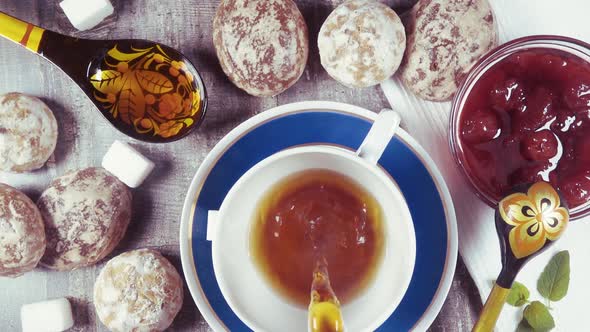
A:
[
  {"left": 537, "top": 251, "right": 570, "bottom": 302},
  {"left": 507, "top": 281, "right": 530, "bottom": 307},
  {"left": 504, "top": 250, "right": 570, "bottom": 332}
]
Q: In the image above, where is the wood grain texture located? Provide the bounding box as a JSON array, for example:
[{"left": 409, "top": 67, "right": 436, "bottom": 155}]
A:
[{"left": 0, "top": 0, "right": 481, "bottom": 331}]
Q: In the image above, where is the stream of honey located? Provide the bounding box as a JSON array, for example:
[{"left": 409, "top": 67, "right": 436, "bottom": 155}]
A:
[{"left": 308, "top": 258, "right": 344, "bottom": 332}]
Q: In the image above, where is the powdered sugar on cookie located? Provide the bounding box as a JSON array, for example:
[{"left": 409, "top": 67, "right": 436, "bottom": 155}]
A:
[
  {"left": 213, "top": 0, "right": 309, "bottom": 96},
  {"left": 0, "top": 184, "right": 46, "bottom": 277},
  {"left": 0, "top": 93, "right": 58, "bottom": 172},
  {"left": 37, "top": 167, "right": 132, "bottom": 271},
  {"left": 319, "top": 0, "right": 406, "bottom": 88},
  {"left": 94, "top": 249, "right": 183, "bottom": 332},
  {"left": 400, "top": 0, "right": 498, "bottom": 101}
]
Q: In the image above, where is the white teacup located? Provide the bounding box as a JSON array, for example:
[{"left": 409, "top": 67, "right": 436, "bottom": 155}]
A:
[{"left": 208, "top": 110, "right": 416, "bottom": 332}]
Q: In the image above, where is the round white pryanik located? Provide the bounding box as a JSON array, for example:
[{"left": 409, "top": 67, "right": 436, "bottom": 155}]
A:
[
  {"left": 213, "top": 0, "right": 309, "bottom": 97},
  {"left": 0, "top": 184, "right": 46, "bottom": 278},
  {"left": 318, "top": 0, "right": 406, "bottom": 88},
  {"left": 94, "top": 249, "right": 184, "bottom": 332},
  {"left": 37, "top": 167, "right": 132, "bottom": 271},
  {"left": 0, "top": 93, "right": 58, "bottom": 172}
]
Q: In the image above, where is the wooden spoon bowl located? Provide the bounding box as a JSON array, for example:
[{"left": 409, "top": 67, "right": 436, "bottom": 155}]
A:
[{"left": 0, "top": 11, "right": 207, "bottom": 143}]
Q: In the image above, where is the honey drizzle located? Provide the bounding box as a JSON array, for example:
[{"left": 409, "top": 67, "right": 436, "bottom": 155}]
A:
[{"left": 308, "top": 258, "right": 345, "bottom": 332}]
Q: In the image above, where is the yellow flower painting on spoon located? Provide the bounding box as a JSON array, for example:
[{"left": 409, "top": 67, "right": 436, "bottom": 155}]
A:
[
  {"left": 90, "top": 45, "right": 202, "bottom": 138},
  {"left": 473, "top": 182, "right": 570, "bottom": 332},
  {"left": 499, "top": 182, "right": 569, "bottom": 259}
]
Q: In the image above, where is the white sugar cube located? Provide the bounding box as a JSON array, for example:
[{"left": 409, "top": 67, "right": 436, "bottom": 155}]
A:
[
  {"left": 21, "top": 298, "right": 74, "bottom": 332},
  {"left": 102, "top": 140, "right": 155, "bottom": 188},
  {"left": 59, "top": 0, "right": 114, "bottom": 31}
]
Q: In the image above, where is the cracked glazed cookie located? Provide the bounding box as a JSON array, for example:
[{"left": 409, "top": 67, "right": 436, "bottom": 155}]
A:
[
  {"left": 318, "top": 0, "right": 406, "bottom": 88},
  {"left": 400, "top": 0, "right": 498, "bottom": 101},
  {"left": 94, "top": 249, "right": 183, "bottom": 332},
  {"left": 0, "top": 93, "right": 58, "bottom": 172},
  {"left": 213, "top": 0, "right": 309, "bottom": 97},
  {"left": 0, "top": 184, "right": 46, "bottom": 277},
  {"left": 37, "top": 167, "right": 132, "bottom": 271}
]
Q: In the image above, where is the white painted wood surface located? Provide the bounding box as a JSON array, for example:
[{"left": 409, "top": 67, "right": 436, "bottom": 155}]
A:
[{"left": 0, "top": 1, "right": 481, "bottom": 331}]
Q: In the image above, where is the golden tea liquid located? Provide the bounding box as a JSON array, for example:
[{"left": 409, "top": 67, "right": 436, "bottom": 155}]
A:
[{"left": 250, "top": 169, "right": 384, "bottom": 306}]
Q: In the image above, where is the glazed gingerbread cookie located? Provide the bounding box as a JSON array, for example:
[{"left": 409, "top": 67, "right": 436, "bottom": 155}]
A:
[
  {"left": 319, "top": 0, "right": 406, "bottom": 88},
  {"left": 37, "top": 167, "right": 132, "bottom": 271},
  {"left": 400, "top": 0, "right": 498, "bottom": 101},
  {"left": 213, "top": 0, "right": 309, "bottom": 97},
  {"left": 0, "top": 184, "right": 46, "bottom": 277},
  {"left": 0, "top": 93, "right": 58, "bottom": 172},
  {"left": 94, "top": 249, "right": 183, "bottom": 332}
]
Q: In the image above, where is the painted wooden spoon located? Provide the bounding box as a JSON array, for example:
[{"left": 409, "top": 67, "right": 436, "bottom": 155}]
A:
[
  {"left": 0, "top": 11, "right": 207, "bottom": 143},
  {"left": 472, "top": 181, "right": 570, "bottom": 331}
]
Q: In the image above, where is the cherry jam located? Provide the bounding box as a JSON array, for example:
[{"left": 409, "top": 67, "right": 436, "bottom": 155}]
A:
[{"left": 459, "top": 48, "right": 590, "bottom": 208}]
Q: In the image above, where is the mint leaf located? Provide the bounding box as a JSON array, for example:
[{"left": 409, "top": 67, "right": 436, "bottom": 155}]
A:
[
  {"left": 507, "top": 281, "right": 530, "bottom": 307},
  {"left": 538, "top": 250, "right": 570, "bottom": 302},
  {"left": 516, "top": 319, "right": 534, "bottom": 332},
  {"left": 523, "top": 301, "right": 555, "bottom": 331}
]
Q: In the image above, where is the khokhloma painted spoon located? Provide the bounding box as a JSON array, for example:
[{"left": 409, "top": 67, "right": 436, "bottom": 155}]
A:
[
  {"left": 0, "top": 11, "right": 207, "bottom": 143},
  {"left": 472, "top": 181, "right": 570, "bottom": 331}
]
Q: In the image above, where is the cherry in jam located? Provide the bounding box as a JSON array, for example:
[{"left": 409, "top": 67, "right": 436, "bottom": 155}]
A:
[{"left": 459, "top": 48, "right": 590, "bottom": 208}]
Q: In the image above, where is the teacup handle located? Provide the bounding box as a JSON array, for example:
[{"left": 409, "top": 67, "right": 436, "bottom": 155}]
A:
[{"left": 356, "top": 109, "right": 401, "bottom": 165}]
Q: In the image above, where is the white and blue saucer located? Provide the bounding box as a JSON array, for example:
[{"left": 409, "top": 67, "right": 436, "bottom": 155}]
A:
[{"left": 179, "top": 101, "right": 458, "bottom": 331}]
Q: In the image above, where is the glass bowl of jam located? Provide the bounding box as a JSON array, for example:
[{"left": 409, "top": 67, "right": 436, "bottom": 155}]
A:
[{"left": 450, "top": 35, "right": 590, "bottom": 219}]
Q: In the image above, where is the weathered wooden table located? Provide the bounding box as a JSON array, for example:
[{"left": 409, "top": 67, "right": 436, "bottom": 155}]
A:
[{"left": 0, "top": 0, "right": 482, "bottom": 331}]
